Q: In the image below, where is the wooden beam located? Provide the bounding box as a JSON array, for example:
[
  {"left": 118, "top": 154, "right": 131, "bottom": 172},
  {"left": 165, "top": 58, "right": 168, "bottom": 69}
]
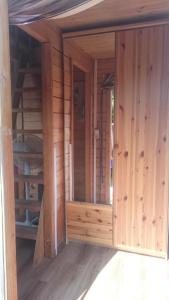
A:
[
  {"left": 0, "top": 0, "right": 17, "bottom": 299},
  {"left": 64, "top": 40, "right": 93, "bottom": 72},
  {"left": 42, "top": 43, "right": 56, "bottom": 257},
  {"left": 63, "top": 17, "right": 169, "bottom": 39},
  {"left": 19, "top": 21, "right": 62, "bottom": 51}
]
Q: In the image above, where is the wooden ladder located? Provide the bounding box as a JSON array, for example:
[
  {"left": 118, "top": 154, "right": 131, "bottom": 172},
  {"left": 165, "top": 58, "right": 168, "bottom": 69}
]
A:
[{"left": 11, "top": 28, "right": 44, "bottom": 266}]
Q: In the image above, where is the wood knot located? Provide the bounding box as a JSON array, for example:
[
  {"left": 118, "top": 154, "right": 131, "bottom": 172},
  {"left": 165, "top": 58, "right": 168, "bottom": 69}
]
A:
[
  {"left": 121, "top": 43, "right": 125, "bottom": 50},
  {"left": 124, "top": 196, "right": 128, "bottom": 201},
  {"left": 124, "top": 151, "right": 128, "bottom": 158},
  {"left": 119, "top": 104, "right": 124, "bottom": 111},
  {"left": 98, "top": 219, "right": 102, "bottom": 223},
  {"left": 140, "top": 151, "right": 144, "bottom": 157},
  {"left": 163, "top": 136, "right": 166, "bottom": 142},
  {"left": 142, "top": 215, "right": 146, "bottom": 222},
  {"left": 114, "top": 143, "right": 119, "bottom": 149}
]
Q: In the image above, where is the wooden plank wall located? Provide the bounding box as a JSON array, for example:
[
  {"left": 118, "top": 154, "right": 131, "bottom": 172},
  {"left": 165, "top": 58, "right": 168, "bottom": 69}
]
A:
[
  {"left": 114, "top": 25, "right": 169, "bottom": 257},
  {"left": 67, "top": 202, "right": 113, "bottom": 246},
  {"left": 96, "top": 58, "right": 115, "bottom": 204},
  {"left": 22, "top": 22, "right": 66, "bottom": 255}
]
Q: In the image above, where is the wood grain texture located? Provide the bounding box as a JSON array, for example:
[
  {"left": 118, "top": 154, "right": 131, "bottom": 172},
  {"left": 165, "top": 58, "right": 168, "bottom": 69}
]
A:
[
  {"left": 67, "top": 202, "right": 113, "bottom": 246},
  {"left": 42, "top": 43, "right": 56, "bottom": 257},
  {"left": 0, "top": 0, "right": 17, "bottom": 298},
  {"left": 18, "top": 241, "right": 169, "bottom": 300},
  {"left": 114, "top": 25, "right": 169, "bottom": 257},
  {"left": 52, "top": 0, "right": 169, "bottom": 31},
  {"left": 69, "top": 32, "right": 115, "bottom": 59}
]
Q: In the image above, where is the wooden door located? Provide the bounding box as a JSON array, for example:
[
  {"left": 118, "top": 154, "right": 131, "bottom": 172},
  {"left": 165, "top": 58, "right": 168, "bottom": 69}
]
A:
[{"left": 114, "top": 25, "right": 169, "bottom": 257}]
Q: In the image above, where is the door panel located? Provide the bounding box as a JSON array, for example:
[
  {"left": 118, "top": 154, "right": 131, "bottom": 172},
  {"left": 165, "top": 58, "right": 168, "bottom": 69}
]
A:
[{"left": 114, "top": 25, "right": 169, "bottom": 257}]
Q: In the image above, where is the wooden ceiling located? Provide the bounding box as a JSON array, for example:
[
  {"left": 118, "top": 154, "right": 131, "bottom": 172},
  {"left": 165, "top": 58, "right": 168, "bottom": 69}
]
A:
[
  {"left": 51, "top": 0, "right": 169, "bottom": 32},
  {"left": 68, "top": 33, "right": 115, "bottom": 59}
]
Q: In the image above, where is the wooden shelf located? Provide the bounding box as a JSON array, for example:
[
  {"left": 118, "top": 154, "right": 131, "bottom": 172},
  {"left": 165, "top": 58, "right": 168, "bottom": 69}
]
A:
[
  {"left": 15, "top": 175, "right": 43, "bottom": 184},
  {"left": 15, "top": 199, "right": 41, "bottom": 212},
  {"left": 14, "top": 152, "right": 43, "bottom": 159},
  {"left": 16, "top": 224, "right": 37, "bottom": 240}
]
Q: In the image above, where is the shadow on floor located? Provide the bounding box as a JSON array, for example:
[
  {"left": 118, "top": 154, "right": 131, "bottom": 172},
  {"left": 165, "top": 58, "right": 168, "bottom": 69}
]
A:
[{"left": 17, "top": 241, "right": 116, "bottom": 300}]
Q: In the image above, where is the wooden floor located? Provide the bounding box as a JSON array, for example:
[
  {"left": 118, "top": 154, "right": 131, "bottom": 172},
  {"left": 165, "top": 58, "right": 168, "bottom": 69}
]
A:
[{"left": 17, "top": 241, "right": 169, "bottom": 300}]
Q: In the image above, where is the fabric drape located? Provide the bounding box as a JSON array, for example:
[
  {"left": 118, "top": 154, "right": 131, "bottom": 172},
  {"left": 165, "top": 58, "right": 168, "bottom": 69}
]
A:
[{"left": 8, "top": 0, "right": 102, "bottom": 25}]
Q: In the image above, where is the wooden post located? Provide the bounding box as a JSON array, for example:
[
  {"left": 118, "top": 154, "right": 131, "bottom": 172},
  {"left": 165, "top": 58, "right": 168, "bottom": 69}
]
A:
[{"left": 0, "top": 0, "right": 18, "bottom": 299}]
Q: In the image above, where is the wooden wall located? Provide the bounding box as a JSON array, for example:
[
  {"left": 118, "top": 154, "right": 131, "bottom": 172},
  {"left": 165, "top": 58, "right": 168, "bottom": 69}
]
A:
[
  {"left": 114, "top": 25, "right": 169, "bottom": 257},
  {"left": 0, "top": 0, "right": 17, "bottom": 298},
  {"left": 96, "top": 58, "right": 115, "bottom": 204},
  {"left": 67, "top": 202, "right": 113, "bottom": 246},
  {"left": 63, "top": 40, "right": 94, "bottom": 204},
  {"left": 22, "top": 22, "right": 66, "bottom": 255}
]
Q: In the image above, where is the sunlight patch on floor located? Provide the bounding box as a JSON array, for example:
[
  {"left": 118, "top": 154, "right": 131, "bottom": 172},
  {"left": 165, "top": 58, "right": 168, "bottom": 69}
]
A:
[{"left": 80, "top": 251, "right": 169, "bottom": 300}]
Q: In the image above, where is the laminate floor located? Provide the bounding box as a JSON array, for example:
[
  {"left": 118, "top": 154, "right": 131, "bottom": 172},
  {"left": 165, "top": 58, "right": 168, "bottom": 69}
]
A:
[{"left": 17, "top": 241, "right": 169, "bottom": 300}]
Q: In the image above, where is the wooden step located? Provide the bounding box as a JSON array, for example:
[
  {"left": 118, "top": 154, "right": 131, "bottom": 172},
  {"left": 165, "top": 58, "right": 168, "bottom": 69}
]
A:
[
  {"left": 14, "top": 152, "right": 43, "bottom": 159},
  {"left": 16, "top": 224, "right": 37, "bottom": 240},
  {"left": 15, "top": 199, "right": 41, "bottom": 212},
  {"left": 13, "top": 129, "right": 43, "bottom": 135},
  {"left": 15, "top": 175, "right": 43, "bottom": 184},
  {"left": 12, "top": 108, "right": 41, "bottom": 113}
]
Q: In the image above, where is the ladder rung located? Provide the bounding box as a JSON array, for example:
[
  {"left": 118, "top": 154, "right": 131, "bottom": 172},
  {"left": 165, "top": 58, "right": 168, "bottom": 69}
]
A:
[
  {"left": 16, "top": 224, "right": 37, "bottom": 240},
  {"left": 13, "top": 129, "right": 43, "bottom": 134},
  {"left": 15, "top": 87, "right": 41, "bottom": 93},
  {"left": 14, "top": 152, "right": 43, "bottom": 159},
  {"left": 15, "top": 175, "right": 43, "bottom": 184},
  {"left": 18, "top": 67, "right": 41, "bottom": 74},
  {"left": 12, "top": 108, "right": 41, "bottom": 113},
  {"left": 15, "top": 199, "right": 41, "bottom": 212}
]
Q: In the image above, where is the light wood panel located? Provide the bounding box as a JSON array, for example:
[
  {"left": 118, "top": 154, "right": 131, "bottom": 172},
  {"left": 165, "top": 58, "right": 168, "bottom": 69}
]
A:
[
  {"left": 67, "top": 202, "right": 113, "bottom": 246},
  {"left": 52, "top": 0, "right": 169, "bottom": 31},
  {"left": 42, "top": 43, "right": 56, "bottom": 257},
  {"left": 114, "top": 25, "right": 169, "bottom": 258},
  {"left": 69, "top": 33, "right": 115, "bottom": 59},
  {"left": 0, "top": 0, "right": 17, "bottom": 298}
]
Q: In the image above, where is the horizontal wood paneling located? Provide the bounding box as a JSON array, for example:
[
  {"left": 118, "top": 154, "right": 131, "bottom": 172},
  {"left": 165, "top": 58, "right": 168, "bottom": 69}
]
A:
[
  {"left": 114, "top": 25, "right": 169, "bottom": 258},
  {"left": 67, "top": 202, "right": 113, "bottom": 246}
]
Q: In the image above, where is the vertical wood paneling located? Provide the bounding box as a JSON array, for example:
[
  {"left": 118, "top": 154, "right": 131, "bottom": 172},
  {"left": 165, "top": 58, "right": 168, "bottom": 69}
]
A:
[
  {"left": 114, "top": 25, "right": 169, "bottom": 257},
  {"left": 0, "top": 0, "right": 17, "bottom": 298}
]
